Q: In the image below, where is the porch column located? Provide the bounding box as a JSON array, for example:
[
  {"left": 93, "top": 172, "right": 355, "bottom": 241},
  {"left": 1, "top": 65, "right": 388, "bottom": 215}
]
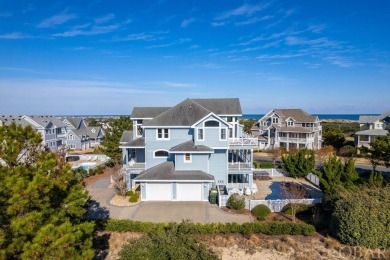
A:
[{"left": 250, "top": 149, "right": 253, "bottom": 168}]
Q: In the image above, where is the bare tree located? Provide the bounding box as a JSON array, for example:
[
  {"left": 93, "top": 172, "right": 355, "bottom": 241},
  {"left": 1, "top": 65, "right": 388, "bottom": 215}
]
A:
[
  {"left": 110, "top": 162, "right": 127, "bottom": 197},
  {"left": 280, "top": 182, "right": 310, "bottom": 223},
  {"left": 270, "top": 147, "right": 282, "bottom": 167},
  {"left": 315, "top": 145, "right": 335, "bottom": 166}
]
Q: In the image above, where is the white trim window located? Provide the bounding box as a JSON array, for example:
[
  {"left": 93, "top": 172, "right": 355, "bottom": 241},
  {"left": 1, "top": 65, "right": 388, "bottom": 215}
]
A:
[
  {"left": 184, "top": 153, "right": 192, "bottom": 163},
  {"left": 205, "top": 120, "right": 219, "bottom": 127},
  {"left": 197, "top": 128, "right": 204, "bottom": 141},
  {"left": 154, "top": 150, "right": 169, "bottom": 158},
  {"left": 272, "top": 117, "right": 279, "bottom": 124},
  {"left": 220, "top": 128, "right": 227, "bottom": 140},
  {"left": 157, "top": 128, "right": 169, "bottom": 140},
  {"left": 287, "top": 120, "right": 294, "bottom": 127}
]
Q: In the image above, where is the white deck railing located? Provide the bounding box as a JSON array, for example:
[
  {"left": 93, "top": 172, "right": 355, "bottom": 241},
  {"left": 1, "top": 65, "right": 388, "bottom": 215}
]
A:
[
  {"left": 278, "top": 137, "right": 314, "bottom": 143},
  {"left": 226, "top": 183, "right": 249, "bottom": 189},
  {"left": 229, "top": 132, "right": 258, "bottom": 146},
  {"left": 125, "top": 162, "right": 145, "bottom": 171},
  {"left": 228, "top": 162, "right": 252, "bottom": 171}
]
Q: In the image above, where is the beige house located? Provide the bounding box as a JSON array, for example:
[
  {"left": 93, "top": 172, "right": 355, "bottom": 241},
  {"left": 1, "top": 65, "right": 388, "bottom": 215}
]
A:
[
  {"left": 354, "top": 111, "right": 389, "bottom": 148},
  {"left": 251, "top": 109, "right": 322, "bottom": 151}
]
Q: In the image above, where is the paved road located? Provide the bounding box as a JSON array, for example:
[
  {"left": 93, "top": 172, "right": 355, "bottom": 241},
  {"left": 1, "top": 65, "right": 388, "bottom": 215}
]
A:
[{"left": 86, "top": 177, "right": 253, "bottom": 223}]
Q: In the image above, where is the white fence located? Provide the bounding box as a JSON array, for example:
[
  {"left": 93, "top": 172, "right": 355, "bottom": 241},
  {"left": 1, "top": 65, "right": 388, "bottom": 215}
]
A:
[
  {"left": 253, "top": 168, "right": 289, "bottom": 177},
  {"left": 218, "top": 195, "right": 322, "bottom": 212},
  {"left": 306, "top": 173, "right": 320, "bottom": 187}
]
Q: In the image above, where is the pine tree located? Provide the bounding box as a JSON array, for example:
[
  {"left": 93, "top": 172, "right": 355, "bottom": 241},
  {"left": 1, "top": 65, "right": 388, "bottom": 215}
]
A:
[
  {"left": 101, "top": 116, "right": 133, "bottom": 164},
  {"left": 282, "top": 149, "right": 315, "bottom": 178},
  {"left": 342, "top": 157, "right": 359, "bottom": 189},
  {"left": 0, "top": 123, "right": 94, "bottom": 259}
]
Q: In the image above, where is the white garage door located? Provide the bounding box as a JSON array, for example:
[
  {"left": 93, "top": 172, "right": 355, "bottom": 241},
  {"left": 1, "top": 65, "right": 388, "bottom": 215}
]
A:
[
  {"left": 177, "top": 183, "right": 202, "bottom": 201},
  {"left": 146, "top": 183, "right": 172, "bottom": 201}
]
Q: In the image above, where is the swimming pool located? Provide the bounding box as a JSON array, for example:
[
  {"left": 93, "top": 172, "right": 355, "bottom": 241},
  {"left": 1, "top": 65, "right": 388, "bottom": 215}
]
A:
[{"left": 73, "top": 162, "right": 96, "bottom": 170}]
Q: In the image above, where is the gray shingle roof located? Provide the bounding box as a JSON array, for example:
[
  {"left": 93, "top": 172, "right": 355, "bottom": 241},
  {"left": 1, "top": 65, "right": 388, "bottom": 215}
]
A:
[
  {"left": 191, "top": 98, "right": 242, "bottom": 115},
  {"left": 359, "top": 116, "right": 380, "bottom": 124},
  {"left": 120, "top": 137, "right": 145, "bottom": 148},
  {"left": 120, "top": 130, "right": 133, "bottom": 143},
  {"left": 169, "top": 140, "right": 214, "bottom": 153},
  {"left": 355, "top": 129, "right": 388, "bottom": 136},
  {"left": 131, "top": 107, "right": 170, "bottom": 119},
  {"left": 135, "top": 161, "right": 214, "bottom": 181},
  {"left": 63, "top": 117, "right": 83, "bottom": 128},
  {"left": 273, "top": 109, "right": 317, "bottom": 123},
  {"left": 72, "top": 127, "right": 103, "bottom": 139},
  {"left": 142, "top": 99, "right": 211, "bottom": 127},
  {"left": 0, "top": 115, "right": 35, "bottom": 128},
  {"left": 27, "top": 115, "right": 68, "bottom": 128}
]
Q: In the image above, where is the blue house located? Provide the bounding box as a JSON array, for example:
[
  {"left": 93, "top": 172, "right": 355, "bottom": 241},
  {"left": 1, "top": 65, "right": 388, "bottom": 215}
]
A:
[{"left": 119, "top": 98, "right": 257, "bottom": 201}]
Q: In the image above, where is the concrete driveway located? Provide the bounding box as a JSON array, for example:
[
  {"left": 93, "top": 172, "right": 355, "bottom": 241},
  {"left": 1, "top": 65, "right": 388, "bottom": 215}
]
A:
[{"left": 86, "top": 177, "right": 252, "bottom": 224}]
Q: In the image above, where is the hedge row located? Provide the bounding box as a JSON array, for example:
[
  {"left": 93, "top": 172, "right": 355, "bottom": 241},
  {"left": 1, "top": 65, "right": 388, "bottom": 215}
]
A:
[{"left": 104, "top": 219, "right": 315, "bottom": 236}]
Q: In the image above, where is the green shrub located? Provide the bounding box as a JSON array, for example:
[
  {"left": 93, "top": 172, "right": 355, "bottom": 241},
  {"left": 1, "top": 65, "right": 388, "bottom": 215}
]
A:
[
  {"left": 126, "top": 190, "right": 134, "bottom": 197},
  {"left": 119, "top": 222, "right": 218, "bottom": 260},
  {"left": 253, "top": 161, "right": 260, "bottom": 168},
  {"left": 104, "top": 219, "right": 315, "bottom": 236},
  {"left": 251, "top": 205, "right": 271, "bottom": 218},
  {"left": 331, "top": 186, "right": 390, "bottom": 248},
  {"left": 227, "top": 194, "right": 245, "bottom": 210},
  {"left": 259, "top": 162, "right": 274, "bottom": 169},
  {"left": 129, "top": 192, "right": 140, "bottom": 203},
  {"left": 257, "top": 216, "right": 265, "bottom": 221}
]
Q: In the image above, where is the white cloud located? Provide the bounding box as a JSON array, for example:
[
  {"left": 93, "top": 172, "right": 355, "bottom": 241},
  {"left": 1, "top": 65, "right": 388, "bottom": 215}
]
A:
[
  {"left": 53, "top": 24, "right": 119, "bottom": 37},
  {"left": 215, "top": 3, "right": 269, "bottom": 20},
  {"left": 0, "top": 32, "right": 32, "bottom": 39},
  {"left": 94, "top": 13, "right": 115, "bottom": 24},
  {"left": 235, "top": 15, "right": 273, "bottom": 26},
  {"left": 211, "top": 21, "right": 226, "bottom": 27},
  {"left": 37, "top": 11, "right": 76, "bottom": 28},
  {"left": 181, "top": 18, "right": 195, "bottom": 28},
  {"left": 147, "top": 38, "right": 191, "bottom": 48}
]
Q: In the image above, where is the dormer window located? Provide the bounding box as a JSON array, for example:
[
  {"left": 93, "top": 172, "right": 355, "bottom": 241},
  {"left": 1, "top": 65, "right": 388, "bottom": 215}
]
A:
[
  {"left": 91, "top": 128, "right": 96, "bottom": 133},
  {"left": 287, "top": 121, "right": 294, "bottom": 127}
]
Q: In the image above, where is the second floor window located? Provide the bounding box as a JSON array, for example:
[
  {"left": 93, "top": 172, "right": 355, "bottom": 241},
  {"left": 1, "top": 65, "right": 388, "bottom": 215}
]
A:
[
  {"left": 198, "top": 129, "right": 204, "bottom": 140},
  {"left": 154, "top": 150, "right": 169, "bottom": 157},
  {"left": 220, "top": 128, "right": 227, "bottom": 140},
  {"left": 272, "top": 117, "right": 279, "bottom": 124},
  {"left": 287, "top": 121, "right": 294, "bottom": 127},
  {"left": 137, "top": 125, "right": 143, "bottom": 136},
  {"left": 157, "top": 128, "right": 169, "bottom": 139}
]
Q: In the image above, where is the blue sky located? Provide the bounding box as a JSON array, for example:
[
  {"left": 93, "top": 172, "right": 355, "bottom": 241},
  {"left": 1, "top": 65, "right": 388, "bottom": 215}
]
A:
[{"left": 0, "top": 0, "right": 389, "bottom": 115}]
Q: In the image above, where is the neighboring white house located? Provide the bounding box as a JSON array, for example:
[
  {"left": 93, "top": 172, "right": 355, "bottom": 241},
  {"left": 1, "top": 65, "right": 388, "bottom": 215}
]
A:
[
  {"left": 354, "top": 111, "right": 389, "bottom": 148},
  {"left": 0, "top": 115, "right": 67, "bottom": 151},
  {"left": 251, "top": 109, "right": 322, "bottom": 151}
]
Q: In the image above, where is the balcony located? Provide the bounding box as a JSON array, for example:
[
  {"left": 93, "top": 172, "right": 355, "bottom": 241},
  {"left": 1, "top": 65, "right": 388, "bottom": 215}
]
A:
[
  {"left": 228, "top": 162, "right": 252, "bottom": 171},
  {"left": 278, "top": 137, "right": 314, "bottom": 143},
  {"left": 124, "top": 162, "right": 145, "bottom": 173},
  {"left": 229, "top": 133, "right": 258, "bottom": 146}
]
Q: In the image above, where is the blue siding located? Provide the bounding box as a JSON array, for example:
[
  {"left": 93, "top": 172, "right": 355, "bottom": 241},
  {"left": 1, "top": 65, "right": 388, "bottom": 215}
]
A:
[
  {"left": 175, "top": 154, "right": 209, "bottom": 172},
  {"left": 194, "top": 115, "right": 229, "bottom": 148},
  {"left": 145, "top": 128, "right": 193, "bottom": 168},
  {"left": 209, "top": 149, "right": 228, "bottom": 185},
  {"left": 203, "top": 182, "right": 210, "bottom": 200},
  {"left": 135, "top": 149, "right": 145, "bottom": 162}
]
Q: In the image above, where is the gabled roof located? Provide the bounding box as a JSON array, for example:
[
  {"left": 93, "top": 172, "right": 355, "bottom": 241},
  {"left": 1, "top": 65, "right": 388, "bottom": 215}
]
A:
[
  {"left": 63, "top": 117, "right": 83, "bottom": 128},
  {"left": 191, "top": 98, "right": 242, "bottom": 115},
  {"left": 359, "top": 111, "right": 390, "bottom": 124},
  {"left": 142, "top": 99, "right": 211, "bottom": 127},
  {"left": 272, "top": 109, "right": 317, "bottom": 123},
  {"left": 25, "top": 115, "right": 68, "bottom": 128},
  {"left": 120, "top": 130, "right": 133, "bottom": 143},
  {"left": 169, "top": 140, "right": 214, "bottom": 153},
  {"left": 71, "top": 127, "right": 103, "bottom": 139},
  {"left": 131, "top": 107, "right": 170, "bottom": 119},
  {"left": 135, "top": 161, "right": 214, "bottom": 181},
  {"left": 120, "top": 137, "right": 145, "bottom": 148}
]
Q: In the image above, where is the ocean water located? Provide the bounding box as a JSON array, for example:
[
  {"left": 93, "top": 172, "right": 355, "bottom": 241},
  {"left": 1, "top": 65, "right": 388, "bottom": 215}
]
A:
[{"left": 241, "top": 114, "right": 380, "bottom": 121}]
